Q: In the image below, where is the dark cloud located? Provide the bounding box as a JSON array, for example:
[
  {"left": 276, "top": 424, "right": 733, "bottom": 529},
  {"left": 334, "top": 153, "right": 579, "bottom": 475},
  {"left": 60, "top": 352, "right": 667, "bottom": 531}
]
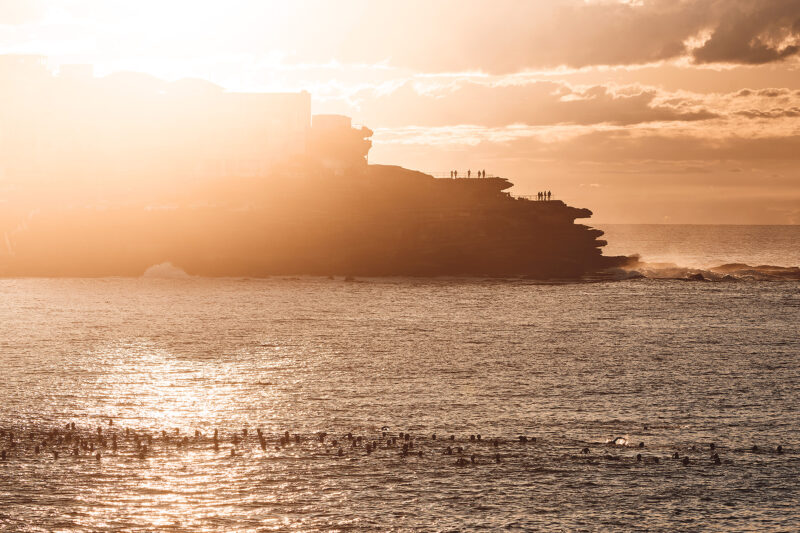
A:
[
  {"left": 315, "top": 0, "right": 709, "bottom": 73},
  {"left": 735, "top": 87, "right": 794, "bottom": 98},
  {"left": 691, "top": 0, "right": 800, "bottom": 65},
  {"left": 736, "top": 107, "right": 800, "bottom": 118},
  {"left": 289, "top": 0, "right": 800, "bottom": 73}
]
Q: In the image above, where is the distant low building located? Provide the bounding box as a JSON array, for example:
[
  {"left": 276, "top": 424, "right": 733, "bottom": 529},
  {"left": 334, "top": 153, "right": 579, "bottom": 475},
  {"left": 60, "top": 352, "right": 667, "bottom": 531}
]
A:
[{"left": 0, "top": 54, "right": 372, "bottom": 185}]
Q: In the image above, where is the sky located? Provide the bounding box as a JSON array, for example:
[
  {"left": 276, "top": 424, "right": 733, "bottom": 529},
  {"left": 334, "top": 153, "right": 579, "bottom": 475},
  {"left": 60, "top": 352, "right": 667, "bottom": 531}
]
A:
[{"left": 1, "top": 0, "right": 799, "bottom": 223}]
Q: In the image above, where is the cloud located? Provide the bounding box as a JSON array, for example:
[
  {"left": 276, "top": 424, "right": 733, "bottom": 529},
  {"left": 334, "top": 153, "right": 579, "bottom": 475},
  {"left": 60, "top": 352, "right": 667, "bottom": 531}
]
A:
[
  {"left": 291, "top": 0, "right": 800, "bottom": 72},
  {"left": 345, "top": 79, "right": 718, "bottom": 128},
  {"left": 0, "top": 0, "right": 45, "bottom": 25},
  {"left": 5, "top": 0, "right": 799, "bottom": 75},
  {"left": 372, "top": 120, "right": 800, "bottom": 166},
  {"left": 544, "top": 130, "right": 800, "bottom": 162},
  {"left": 736, "top": 107, "right": 800, "bottom": 118},
  {"left": 690, "top": 0, "right": 800, "bottom": 65}
]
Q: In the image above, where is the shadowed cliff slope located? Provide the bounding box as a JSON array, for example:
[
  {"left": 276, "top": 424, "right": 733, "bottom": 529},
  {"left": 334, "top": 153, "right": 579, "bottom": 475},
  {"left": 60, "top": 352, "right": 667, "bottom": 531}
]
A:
[{"left": 0, "top": 164, "right": 627, "bottom": 278}]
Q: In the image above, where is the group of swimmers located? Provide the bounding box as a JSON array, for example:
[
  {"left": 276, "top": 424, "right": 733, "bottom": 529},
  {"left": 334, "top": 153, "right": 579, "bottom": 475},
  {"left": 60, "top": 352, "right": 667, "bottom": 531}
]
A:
[
  {"left": 450, "top": 170, "right": 487, "bottom": 178},
  {"left": 0, "top": 422, "right": 789, "bottom": 469}
]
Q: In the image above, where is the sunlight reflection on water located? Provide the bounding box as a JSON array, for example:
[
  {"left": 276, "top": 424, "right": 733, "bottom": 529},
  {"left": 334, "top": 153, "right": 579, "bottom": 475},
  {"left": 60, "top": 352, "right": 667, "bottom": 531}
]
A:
[{"left": 0, "top": 276, "right": 798, "bottom": 531}]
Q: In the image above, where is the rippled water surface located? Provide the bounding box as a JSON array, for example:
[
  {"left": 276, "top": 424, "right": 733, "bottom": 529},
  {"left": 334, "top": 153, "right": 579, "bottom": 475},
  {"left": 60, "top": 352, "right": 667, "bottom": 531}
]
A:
[
  {"left": 600, "top": 224, "right": 800, "bottom": 267},
  {"left": 1, "top": 227, "right": 799, "bottom": 531}
]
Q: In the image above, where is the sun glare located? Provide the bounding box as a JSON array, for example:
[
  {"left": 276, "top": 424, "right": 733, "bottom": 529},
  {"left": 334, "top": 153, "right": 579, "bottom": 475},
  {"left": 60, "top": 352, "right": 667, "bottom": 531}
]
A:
[{"left": 35, "top": 1, "right": 296, "bottom": 82}]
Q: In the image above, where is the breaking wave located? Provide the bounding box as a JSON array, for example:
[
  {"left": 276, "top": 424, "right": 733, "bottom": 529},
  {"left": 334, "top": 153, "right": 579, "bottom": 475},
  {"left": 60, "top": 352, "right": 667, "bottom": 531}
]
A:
[
  {"left": 141, "top": 262, "right": 192, "bottom": 279},
  {"left": 608, "top": 257, "right": 800, "bottom": 282}
]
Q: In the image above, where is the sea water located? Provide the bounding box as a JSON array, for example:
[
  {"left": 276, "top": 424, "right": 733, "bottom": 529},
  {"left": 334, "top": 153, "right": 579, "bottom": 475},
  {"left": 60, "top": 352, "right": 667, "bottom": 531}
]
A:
[{"left": 0, "top": 225, "right": 798, "bottom": 531}]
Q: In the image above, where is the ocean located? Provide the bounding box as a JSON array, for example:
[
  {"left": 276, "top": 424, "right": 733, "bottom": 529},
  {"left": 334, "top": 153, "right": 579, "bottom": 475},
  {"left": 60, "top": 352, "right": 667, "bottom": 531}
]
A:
[
  {"left": 1, "top": 225, "right": 798, "bottom": 531},
  {"left": 600, "top": 224, "right": 800, "bottom": 268}
]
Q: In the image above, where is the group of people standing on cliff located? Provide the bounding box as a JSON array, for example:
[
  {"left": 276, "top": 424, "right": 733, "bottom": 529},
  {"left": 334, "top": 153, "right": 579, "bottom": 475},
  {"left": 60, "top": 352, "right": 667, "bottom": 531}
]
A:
[
  {"left": 538, "top": 191, "right": 552, "bottom": 201},
  {"left": 450, "top": 170, "right": 486, "bottom": 178}
]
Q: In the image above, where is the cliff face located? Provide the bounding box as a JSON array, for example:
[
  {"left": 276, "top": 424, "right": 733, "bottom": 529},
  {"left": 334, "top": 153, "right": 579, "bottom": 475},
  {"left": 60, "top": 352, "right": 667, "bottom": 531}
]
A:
[
  {"left": 0, "top": 164, "right": 627, "bottom": 278},
  {"left": 319, "top": 165, "right": 625, "bottom": 278}
]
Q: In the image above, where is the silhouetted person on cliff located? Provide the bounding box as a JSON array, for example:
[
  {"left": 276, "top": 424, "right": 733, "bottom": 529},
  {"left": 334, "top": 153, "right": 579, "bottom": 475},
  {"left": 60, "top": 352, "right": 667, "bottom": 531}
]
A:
[
  {"left": 547, "top": 191, "right": 551, "bottom": 200},
  {"left": 450, "top": 170, "right": 453, "bottom": 178},
  {"left": 454, "top": 170, "right": 458, "bottom": 178},
  {"left": 467, "top": 170, "right": 471, "bottom": 178}
]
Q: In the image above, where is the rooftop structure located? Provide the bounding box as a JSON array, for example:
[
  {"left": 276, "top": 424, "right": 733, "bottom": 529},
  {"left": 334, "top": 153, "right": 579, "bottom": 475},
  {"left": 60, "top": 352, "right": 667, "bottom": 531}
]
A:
[{"left": 309, "top": 115, "right": 373, "bottom": 175}]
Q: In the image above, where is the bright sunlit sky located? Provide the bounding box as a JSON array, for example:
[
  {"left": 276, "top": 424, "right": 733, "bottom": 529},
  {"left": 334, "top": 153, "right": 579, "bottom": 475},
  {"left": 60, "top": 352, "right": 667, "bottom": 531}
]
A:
[{"left": 2, "top": 0, "right": 799, "bottom": 223}]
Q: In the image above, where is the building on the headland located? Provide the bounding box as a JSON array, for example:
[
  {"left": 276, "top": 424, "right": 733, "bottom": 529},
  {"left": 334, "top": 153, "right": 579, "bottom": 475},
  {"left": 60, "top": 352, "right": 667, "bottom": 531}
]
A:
[
  {"left": 0, "top": 54, "right": 371, "bottom": 184},
  {"left": 309, "top": 114, "right": 373, "bottom": 175}
]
